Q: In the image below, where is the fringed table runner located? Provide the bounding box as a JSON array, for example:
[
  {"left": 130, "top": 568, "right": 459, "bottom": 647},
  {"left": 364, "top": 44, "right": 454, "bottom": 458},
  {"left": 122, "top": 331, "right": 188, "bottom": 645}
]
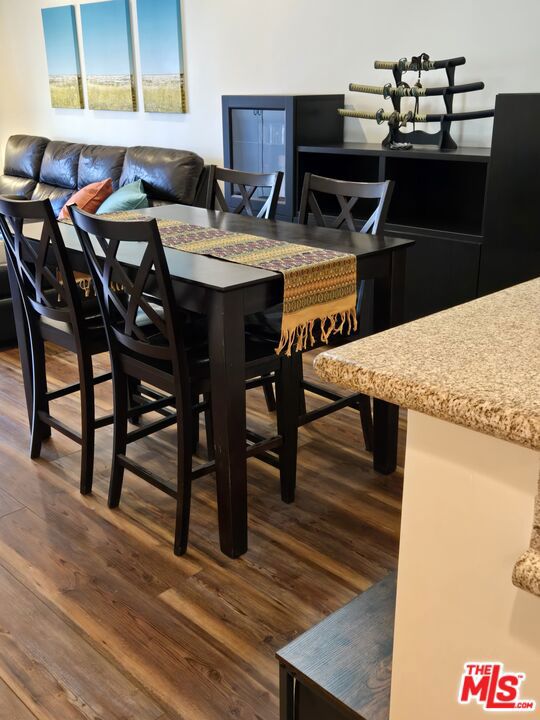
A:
[
  {"left": 512, "top": 469, "right": 540, "bottom": 597},
  {"left": 97, "top": 212, "right": 359, "bottom": 355}
]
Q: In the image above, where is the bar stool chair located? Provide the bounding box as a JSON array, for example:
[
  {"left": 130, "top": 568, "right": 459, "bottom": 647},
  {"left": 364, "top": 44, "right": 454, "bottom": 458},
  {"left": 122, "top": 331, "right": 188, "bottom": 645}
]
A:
[
  {"left": 255, "top": 173, "right": 395, "bottom": 452},
  {"left": 0, "top": 196, "right": 115, "bottom": 494},
  {"left": 69, "top": 206, "right": 299, "bottom": 555},
  {"left": 206, "top": 165, "right": 284, "bottom": 220},
  {"left": 0, "top": 196, "right": 177, "bottom": 495},
  {"left": 206, "top": 165, "right": 285, "bottom": 412}
]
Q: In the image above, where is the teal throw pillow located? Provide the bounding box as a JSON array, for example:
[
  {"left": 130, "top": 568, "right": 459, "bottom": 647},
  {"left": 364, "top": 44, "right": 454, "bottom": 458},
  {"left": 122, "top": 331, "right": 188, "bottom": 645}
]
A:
[{"left": 96, "top": 179, "right": 149, "bottom": 214}]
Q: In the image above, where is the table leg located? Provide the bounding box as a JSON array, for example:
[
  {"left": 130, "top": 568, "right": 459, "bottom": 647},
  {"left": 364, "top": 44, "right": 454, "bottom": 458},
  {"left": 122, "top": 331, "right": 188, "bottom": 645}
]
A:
[
  {"left": 208, "top": 289, "right": 248, "bottom": 558},
  {"left": 276, "top": 353, "right": 301, "bottom": 504},
  {"left": 279, "top": 665, "right": 294, "bottom": 720},
  {"left": 372, "top": 247, "right": 407, "bottom": 474}
]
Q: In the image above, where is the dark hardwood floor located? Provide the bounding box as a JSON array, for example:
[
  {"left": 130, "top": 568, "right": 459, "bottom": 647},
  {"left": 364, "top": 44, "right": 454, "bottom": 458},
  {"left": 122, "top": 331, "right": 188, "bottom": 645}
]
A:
[{"left": 0, "top": 343, "right": 405, "bottom": 720}]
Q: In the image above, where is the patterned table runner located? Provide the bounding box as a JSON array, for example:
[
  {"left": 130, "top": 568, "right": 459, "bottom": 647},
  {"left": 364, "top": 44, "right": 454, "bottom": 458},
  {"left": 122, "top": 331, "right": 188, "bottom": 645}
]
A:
[{"left": 101, "top": 213, "right": 359, "bottom": 355}]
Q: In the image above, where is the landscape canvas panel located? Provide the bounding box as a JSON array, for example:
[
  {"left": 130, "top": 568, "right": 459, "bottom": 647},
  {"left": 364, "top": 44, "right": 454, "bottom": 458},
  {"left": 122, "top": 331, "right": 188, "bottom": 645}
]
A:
[
  {"left": 41, "top": 5, "right": 84, "bottom": 109},
  {"left": 137, "top": 0, "right": 186, "bottom": 113},
  {"left": 81, "top": 0, "right": 136, "bottom": 111}
]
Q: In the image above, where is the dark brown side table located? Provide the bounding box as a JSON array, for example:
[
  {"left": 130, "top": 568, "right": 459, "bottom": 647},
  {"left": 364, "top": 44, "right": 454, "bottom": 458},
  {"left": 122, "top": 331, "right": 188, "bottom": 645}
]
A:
[{"left": 276, "top": 571, "right": 397, "bottom": 720}]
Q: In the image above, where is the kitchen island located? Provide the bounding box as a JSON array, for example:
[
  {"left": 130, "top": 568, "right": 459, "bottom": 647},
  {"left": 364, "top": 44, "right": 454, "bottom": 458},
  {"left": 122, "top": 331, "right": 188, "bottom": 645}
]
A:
[{"left": 315, "top": 278, "right": 540, "bottom": 720}]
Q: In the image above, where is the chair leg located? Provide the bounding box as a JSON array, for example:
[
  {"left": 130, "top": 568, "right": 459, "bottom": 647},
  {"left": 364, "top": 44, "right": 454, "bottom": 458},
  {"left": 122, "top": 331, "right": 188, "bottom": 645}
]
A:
[
  {"left": 108, "top": 370, "right": 129, "bottom": 508},
  {"left": 298, "top": 359, "right": 307, "bottom": 417},
  {"left": 203, "top": 392, "right": 215, "bottom": 461},
  {"left": 127, "top": 376, "right": 141, "bottom": 426},
  {"left": 29, "top": 333, "right": 49, "bottom": 459},
  {"left": 262, "top": 378, "right": 276, "bottom": 412},
  {"left": 191, "top": 390, "right": 200, "bottom": 455},
  {"left": 358, "top": 394, "right": 374, "bottom": 452},
  {"left": 276, "top": 354, "right": 300, "bottom": 504},
  {"left": 174, "top": 394, "right": 193, "bottom": 556},
  {"left": 78, "top": 352, "right": 96, "bottom": 495}
]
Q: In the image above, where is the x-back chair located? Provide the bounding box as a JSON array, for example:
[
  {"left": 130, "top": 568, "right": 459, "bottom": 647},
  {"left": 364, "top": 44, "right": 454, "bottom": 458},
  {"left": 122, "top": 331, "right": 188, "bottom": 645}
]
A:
[
  {"left": 206, "top": 165, "right": 285, "bottom": 412},
  {"left": 297, "top": 173, "right": 394, "bottom": 448},
  {"left": 206, "top": 165, "right": 284, "bottom": 221},
  {"left": 0, "top": 196, "right": 114, "bottom": 493},
  {"left": 69, "top": 205, "right": 299, "bottom": 555},
  {"left": 257, "top": 173, "right": 395, "bottom": 451}
]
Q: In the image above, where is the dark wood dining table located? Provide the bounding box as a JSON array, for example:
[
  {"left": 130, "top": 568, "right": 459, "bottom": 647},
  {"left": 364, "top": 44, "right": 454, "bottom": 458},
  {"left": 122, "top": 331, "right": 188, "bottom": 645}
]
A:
[{"left": 17, "top": 204, "right": 413, "bottom": 558}]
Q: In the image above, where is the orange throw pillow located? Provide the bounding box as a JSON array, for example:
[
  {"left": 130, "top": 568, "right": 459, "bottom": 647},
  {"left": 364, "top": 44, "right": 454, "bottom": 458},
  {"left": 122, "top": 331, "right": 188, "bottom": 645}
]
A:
[{"left": 58, "top": 178, "right": 114, "bottom": 220}]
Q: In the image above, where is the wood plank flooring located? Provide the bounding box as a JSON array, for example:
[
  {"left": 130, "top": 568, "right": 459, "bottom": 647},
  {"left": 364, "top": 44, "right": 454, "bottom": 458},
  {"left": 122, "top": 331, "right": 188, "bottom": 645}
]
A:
[{"left": 0, "top": 344, "right": 404, "bottom": 720}]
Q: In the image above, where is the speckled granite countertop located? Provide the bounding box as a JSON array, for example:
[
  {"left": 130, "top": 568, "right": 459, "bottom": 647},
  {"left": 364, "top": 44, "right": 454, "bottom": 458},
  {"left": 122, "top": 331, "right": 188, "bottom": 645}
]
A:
[{"left": 314, "top": 279, "right": 540, "bottom": 451}]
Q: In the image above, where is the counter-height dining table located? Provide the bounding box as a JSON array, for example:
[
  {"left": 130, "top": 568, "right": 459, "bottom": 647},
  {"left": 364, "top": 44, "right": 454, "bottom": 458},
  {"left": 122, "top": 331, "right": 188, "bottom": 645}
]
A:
[{"left": 16, "top": 204, "right": 413, "bottom": 558}]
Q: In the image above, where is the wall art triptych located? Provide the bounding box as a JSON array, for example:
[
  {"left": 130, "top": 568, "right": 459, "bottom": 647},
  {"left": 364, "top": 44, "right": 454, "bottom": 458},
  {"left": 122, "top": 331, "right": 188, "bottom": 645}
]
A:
[
  {"left": 41, "top": 0, "right": 186, "bottom": 113},
  {"left": 41, "top": 5, "right": 84, "bottom": 109}
]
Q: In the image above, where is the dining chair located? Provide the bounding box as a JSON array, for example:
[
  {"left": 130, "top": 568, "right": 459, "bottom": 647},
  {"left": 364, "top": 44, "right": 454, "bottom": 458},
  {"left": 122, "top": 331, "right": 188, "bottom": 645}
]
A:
[
  {"left": 206, "top": 165, "right": 284, "bottom": 221},
  {"left": 0, "top": 196, "right": 178, "bottom": 496},
  {"left": 258, "top": 173, "right": 394, "bottom": 451},
  {"left": 0, "top": 195, "right": 116, "bottom": 494},
  {"left": 69, "top": 205, "right": 298, "bottom": 555},
  {"left": 206, "top": 165, "right": 284, "bottom": 412}
]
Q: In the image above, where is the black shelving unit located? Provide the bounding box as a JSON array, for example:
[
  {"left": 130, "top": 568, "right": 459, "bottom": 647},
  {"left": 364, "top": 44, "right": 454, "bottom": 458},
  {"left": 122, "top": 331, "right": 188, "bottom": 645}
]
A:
[
  {"left": 222, "top": 95, "right": 344, "bottom": 221},
  {"left": 223, "top": 93, "right": 537, "bottom": 322}
]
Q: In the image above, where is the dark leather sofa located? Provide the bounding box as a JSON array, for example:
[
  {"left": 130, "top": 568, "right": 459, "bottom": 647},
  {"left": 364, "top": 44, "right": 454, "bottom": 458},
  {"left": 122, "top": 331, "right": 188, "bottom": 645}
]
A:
[{"left": 0, "top": 134, "right": 207, "bottom": 345}]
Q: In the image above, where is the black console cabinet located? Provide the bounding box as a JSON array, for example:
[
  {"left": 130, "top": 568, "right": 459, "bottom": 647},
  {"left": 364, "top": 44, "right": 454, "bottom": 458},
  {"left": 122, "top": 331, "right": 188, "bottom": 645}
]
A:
[{"left": 222, "top": 95, "right": 344, "bottom": 221}]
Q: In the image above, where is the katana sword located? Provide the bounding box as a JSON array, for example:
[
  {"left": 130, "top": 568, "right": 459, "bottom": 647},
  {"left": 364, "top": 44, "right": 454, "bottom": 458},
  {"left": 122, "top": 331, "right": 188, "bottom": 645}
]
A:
[
  {"left": 374, "top": 56, "right": 466, "bottom": 72},
  {"left": 338, "top": 108, "right": 494, "bottom": 124},
  {"left": 349, "top": 81, "right": 485, "bottom": 98}
]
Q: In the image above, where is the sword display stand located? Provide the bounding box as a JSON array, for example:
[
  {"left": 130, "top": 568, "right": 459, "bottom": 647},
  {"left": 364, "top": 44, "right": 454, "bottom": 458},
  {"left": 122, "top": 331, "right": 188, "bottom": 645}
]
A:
[{"left": 339, "top": 55, "right": 495, "bottom": 151}]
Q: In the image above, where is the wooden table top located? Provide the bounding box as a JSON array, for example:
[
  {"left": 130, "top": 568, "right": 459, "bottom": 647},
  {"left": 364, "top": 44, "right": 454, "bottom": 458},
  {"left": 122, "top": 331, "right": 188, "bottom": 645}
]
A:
[
  {"left": 277, "top": 571, "right": 397, "bottom": 720},
  {"left": 25, "top": 205, "right": 413, "bottom": 292}
]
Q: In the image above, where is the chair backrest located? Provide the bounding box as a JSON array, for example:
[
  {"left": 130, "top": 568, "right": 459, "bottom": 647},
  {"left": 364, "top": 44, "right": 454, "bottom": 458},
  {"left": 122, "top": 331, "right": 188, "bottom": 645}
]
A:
[
  {"left": 0, "top": 195, "right": 86, "bottom": 334},
  {"left": 298, "top": 173, "right": 394, "bottom": 234},
  {"left": 68, "top": 205, "right": 187, "bottom": 373},
  {"left": 206, "top": 165, "right": 284, "bottom": 220}
]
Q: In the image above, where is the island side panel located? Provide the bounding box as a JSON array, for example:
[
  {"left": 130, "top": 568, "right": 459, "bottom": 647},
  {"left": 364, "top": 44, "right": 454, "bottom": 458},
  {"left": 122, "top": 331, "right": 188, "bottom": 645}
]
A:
[{"left": 390, "top": 411, "right": 540, "bottom": 720}]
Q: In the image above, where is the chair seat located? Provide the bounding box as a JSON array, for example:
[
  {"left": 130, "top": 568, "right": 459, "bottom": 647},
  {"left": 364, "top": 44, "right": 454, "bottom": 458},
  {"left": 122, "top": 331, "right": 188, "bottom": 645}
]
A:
[
  {"left": 246, "top": 304, "right": 282, "bottom": 341},
  {"left": 246, "top": 304, "right": 336, "bottom": 350},
  {"left": 39, "top": 297, "right": 170, "bottom": 352},
  {"left": 118, "top": 329, "right": 279, "bottom": 396},
  {"left": 39, "top": 296, "right": 107, "bottom": 353}
]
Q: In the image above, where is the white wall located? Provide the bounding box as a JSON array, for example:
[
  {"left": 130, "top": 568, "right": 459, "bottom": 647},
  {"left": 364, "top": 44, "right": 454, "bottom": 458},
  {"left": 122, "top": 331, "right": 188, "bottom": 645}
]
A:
[{"left": 1, "top": 0, "right": 539, "bottom": 165}]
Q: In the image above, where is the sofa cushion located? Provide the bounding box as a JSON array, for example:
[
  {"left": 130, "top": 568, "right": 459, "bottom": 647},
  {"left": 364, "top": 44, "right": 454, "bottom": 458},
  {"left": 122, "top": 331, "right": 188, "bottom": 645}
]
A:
[
  {"left": 0, "top": 174, "right": 37, "bottom": 198},
  {"left": 59, "top": 178, "right": 114, "bottom": 220},
  {"left": 78, "top": 145, "right": 126, "bottom": 191},
  {"left": 39, "top": 141, "right": 83, "bottom": 190},
  {"left": 119, "top": 146, "right": 203, "bottom": 205},
  {"left": 31, "top": 182, "right": 74, "bottom": 218},
  {"left": 3, "top": 135, "right": 49, "bottom": 179},
  {"left": 96, "top": 179, "right": 149, "bottom": 214}
]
